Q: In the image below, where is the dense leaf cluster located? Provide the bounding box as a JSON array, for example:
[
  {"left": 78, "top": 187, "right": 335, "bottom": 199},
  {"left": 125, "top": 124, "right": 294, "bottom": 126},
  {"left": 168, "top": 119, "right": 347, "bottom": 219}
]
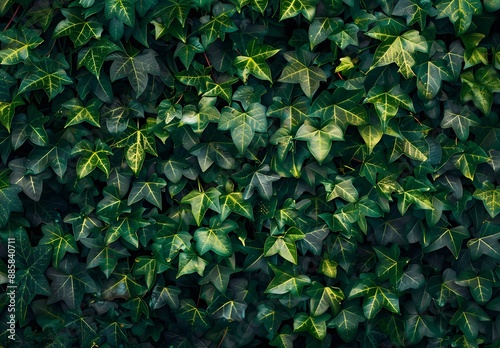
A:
[{"left": 0, "top": 0, "right": 500, "bottom": 347}]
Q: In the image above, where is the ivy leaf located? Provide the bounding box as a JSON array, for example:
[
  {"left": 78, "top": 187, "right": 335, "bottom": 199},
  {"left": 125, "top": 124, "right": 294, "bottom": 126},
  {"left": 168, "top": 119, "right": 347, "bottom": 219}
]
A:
[
  {"left": 53, "top": 8, "right": 103, "bottom": 47},
  {"left": 105, "top": 0, "right": 137, "bottom": 27},
  {"left": 0, "top": 181, "right": 23, "bottom": 227},
  {"left": 177, "top": 299, "right": 210, "bottom": 328},
  {"left": 424, "top": 223, "right": 470, "bottom": 259},
  {"left": 368, "top": 29, "right": 428, "bottom": 79},
  {"left": 450, "top": 302, "right": 490, "bottom": 339},
  {"left": 198, "top": 13, "right": 238, "bottom": 47},
  {"left": 208, "top": 294, "right": 248, "bottom": 321},
  {"left": 456, "top": 271, "right": 494, "bottom": 305},
  {"left": 199, "top": 263, "right": 233, "bottom": 293},
  {"left": 278, "top": 50, "right": 326, "bottom": 99},
  {"left": 0, "top": 95, "right": 24, "bottom": 132},
  {"left": 152, "top": 228, "right": 192, "bottom": 262},
  {"left": 47, "top": 258, "right": 98, "bottom": 309},
  {"left": 234, "top": 39, "right": 280, "bottom": 82},
  {"left": 62, "top": 98, "right": 102, "bottom": 128},
  {"left": 295, "top": 120, "right": 344, "bottom": 164},
  {"left": 177, "top": 248, "right": 209, "bottom": 278},
  {"left": 326, "top": 176, "right": 359, "bottom": 203},
  {"left": 280, "top": 0, "right": 318, "bottom": 21},
  {"left": 127, "top": 174, "right": 166, "bottom": 209},
  {"left": 393, "top": 0, "right": 435, "bottom": 28},
  {"left": 0, "top": 28, "right": 44, "bottom": 65},
  {"left": 181, "top": 187, "right": 221, "bottom": 226},
  {"left": 40, "top": 222, "right": 78, "bottom": 268},
  {"left": 293, "top": 312, "right": 329, "bottom": 340},
  {"left": 234, "top": 164, "right": 281, "bottom": 201},
  {"left": 374, "top": 244, "right": 409, "bottom": 286},
  {"left": 108, "top": 49, "right": 160, "bottom": 97},
  {"left": 452, "top": 142, "right": 489, "bottom": 180},
  {"left": 19, "top": 58, "right": 73, "bottom": 101},
  {"left": 365, "top": 85, "right": 415, "bottom": 129},
  {"left": 473, "top": 182, "right": 500, "bottom": 218},
  {"left": 174, "top": 37, "right": 204, "bottom": 70},
  {"left": 330, "top": 303, "right": 365, "bottom": 342},
  {"left": 441, "top": 101, "right": 480, "bottom": 142},
  {"left": 218, "top": 103, "right": 267, "bottom": 155},
  {"left": 415, "top": 60, "right": 454, "bottom": 100},
  {"left": 114, "top": 122, "right": 157, "bottom": 175},
  {"left": 436, "top": 0, "right": 483, "bottom": 36},
  {"left": 219, "top": 192, "right": 254, "bottom": 221},
  {"left": 306, "top": 281, "right": 344, "bottom": 316},
  {"left": 348, "top": 275, "right": 400, "bottom": 319},
  {"left": 256, "top": 303, "right": 289, "bottom": 334},
  {"left": 193, "top": 218, "right": 236, "bottom": 257},
  {"left": 104, "top": 207, "right": 149, "bottom": 247},
  {"left": 460, "top": 65, "right": 500, "bottom": 115},
  {"left": 467, "top": 221, "right": 500, "bottom": 262},
  {"left": 71, "top": 139, "right": 113, "bottom": 179},
  {"left": 308, "top": 17, "right": 342, "bottom": 49},
  {"left": 77, "top": 39, "right": 121, "bottom": 77},
  {"left": 151, "top": 285, "right": 181, "bottom": 310},
  {"left": 395, "top": 177, "right": 434, "bottom": 215},
  {"left": 264, "top": 226, "right": 305, "bottom": 264},
  {"left": 265, "top": 263, "right": 311, "bottom": 296},
  {"left": 153, "top": 0, "right": 191, "bottom": 27}
]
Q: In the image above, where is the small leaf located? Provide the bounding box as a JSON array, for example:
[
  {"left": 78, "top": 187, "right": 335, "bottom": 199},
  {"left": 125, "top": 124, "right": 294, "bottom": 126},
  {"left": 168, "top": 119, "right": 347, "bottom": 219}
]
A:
[{"left": 53, "top": 8, "right": 103, "bottom": 47}]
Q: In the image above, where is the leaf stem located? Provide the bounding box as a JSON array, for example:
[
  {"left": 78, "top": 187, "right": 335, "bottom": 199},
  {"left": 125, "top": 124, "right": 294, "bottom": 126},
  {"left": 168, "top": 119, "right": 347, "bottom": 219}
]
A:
[
  {"left": 3, "top": 4, "right": 21, "bottom": 31},
  {"left": 216, "top": 327, "right": 229, "bottom": 348}
]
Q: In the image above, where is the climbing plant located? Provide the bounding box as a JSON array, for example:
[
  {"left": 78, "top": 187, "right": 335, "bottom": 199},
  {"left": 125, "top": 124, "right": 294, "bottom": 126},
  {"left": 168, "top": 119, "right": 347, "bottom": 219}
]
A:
[{"left": 0, "top": 0, "right": 500, "bottom": 346}]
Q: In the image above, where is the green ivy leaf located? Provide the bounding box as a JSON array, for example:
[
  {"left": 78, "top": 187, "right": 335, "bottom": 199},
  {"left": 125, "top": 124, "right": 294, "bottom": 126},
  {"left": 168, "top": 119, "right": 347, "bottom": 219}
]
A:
[
  {"left": 452, "top": 142, "right": 489, "bottom": 180},
  {"left": 218, "top": 103, "right": 267, "bottom": 155},
  {"left": 295, "top": 120, "right": 344, "bottom": 164},
  {"left": 234, "top": 39, "right": 280, "bottom": 82},
  {"left": 0, "top": 181, "right": 23, "bottom": 227},
  {"left": 436, "top": 0, "right": 483, "bottom": 36},
  {"left": 127, "top": 174, "right": 167, "bottom": 209},
  {"left": 81, "top": 237, "right": 130, "bottom": 277},
  {"left": 330, "top": 303, "right": 365, "bottom": 342},
  {"left": 71, "top": 139, "right": 113, "bottom": 179},
  {"left": 365, "top": 85, "right": 415, "bottom": 129},
  {"left": 467, "top": 221, "right": 500, "bottom": 262},
  {"left": 151, "top": 285, "right": 181, "bottom": 309},
  {"left": 219, "top": 192, "right": 254, "bottom": 221},
  {"left": 181, "top": 187, "right": 222, "bottom": 226},
  {"left": 193, "top": 218, "right": 236, "bottom": 257},
  {"left": 460, "top": 66, "right": 500, "bottom": 115},
  {"left": 177, "top": 299, "right": 210, "bottom": 328},
  {"left": 40, "top": 222, "right": 79, "bottom": 268},
  {"left": 62, "top": 98, "right": 102, "bottom": 128},
  {"left": 0, "top": 29, "right": 43, "bottom": 65},
  {"left": 306, "top": 281, "right": 344, "bottom": 316},
  {"left": 105, "top": 0, "right": 137, "bottom": 27},
  {"left": 265, "top": 263, "right": 311, "bottom": 296},
  {"left": 0, "top": 95, "right": 24, "bottom": 132},
  {"left": 77, "top": 39, "right": 121, "bottom": 77},
  {"left": 424, "top": 223, "right": 470, "bottom": 259},
  {"left": 177, "top": 248, "right": 209, "bottom": 278},
  {"left": 53, "top": 8, "right": 103, "bottom": 47},
  {"left": 293, "top": 312, "right": 329, "bottom": 340},
  {"left": 393, "top": 0, "right": 435, "bottom": 28},
  {"left": 47, "top": 258, "right": 98, "bottom": 309},
  {"left": 368, "top": 29, "right": 428, "bottom": 79},
  {"left": 19, "top": 58, "right": 73, "bottom": 101},
  {"left": 278, "top": 50, "right": 326, "bottom": 99},
  {"left": 450, "top": 302, "right": 490, "bottom": 339},
  {"left": 441, "top": 101, "right": 480, "bottom": 142},
  {"left": 264, "top": 226, "right": 305, "bottom": 264},
  {"left": 348, "top": 275, "right": 400, "bottom": 319},
  {"left": 279, "top": 0, "right": 318, "bottom": 21},
  {"left": 108, "top": 49, "right": 161, "bottom": 97}
]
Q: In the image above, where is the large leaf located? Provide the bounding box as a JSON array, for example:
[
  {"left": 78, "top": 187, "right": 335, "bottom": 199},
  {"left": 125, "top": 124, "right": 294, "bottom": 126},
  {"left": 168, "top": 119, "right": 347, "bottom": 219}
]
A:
[
  {"left": 293, "top": 312, "right": 329, "bottom": 340},
  {"left": 265, "top": 263, "right": 311, "bottom": 296},
  {"left": 193, "top": 219, "right": 236, "bottom": 257},
  {"left": 279, "top": 0, "right": 319, "bottom": 21},
  {"left": 105, "top": 0, "right": 137, "bottom": 27},
  {"left": 181, "top": 187, "right": 222, "bottom": 226},
  {"left": 127, "top": 174, "right": 167, "bottom": 209},
  {"left": 40, "top": 222, "right": 78, "bottom": 268},
  {"left": 71, "top": 139, "right": 113, "bottom": 179},
  {"left": 295, "top": 120, "right": 344, "bottom": 164},
  {"left": 0, "top": 29, "right": 43, "bottom": 65}
]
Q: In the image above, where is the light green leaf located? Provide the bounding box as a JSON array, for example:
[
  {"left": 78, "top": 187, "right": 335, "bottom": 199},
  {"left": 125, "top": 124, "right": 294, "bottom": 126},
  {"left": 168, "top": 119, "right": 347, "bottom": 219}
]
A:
[
  {"left": 467, "top": 221, "right": 500, "bottom": 262},
  {"left": 278, "top": 50, "right": 326, "bottom": 99},
  {"left": 415, "top": 60, "right": 454, "bottom": 99},
  {"left": 460, "top": 65, "right": 500, "bottom": 115},
  {"left": 264, "top": 227, "right": 305, "bottom": 264},
  {"left": 53, "top": 8, "right": 103, "bottom": 47},
  {"left": 365, "top": 85, "right": 415, "bottom": 129},
  {"left": 219, "top": 192, "right": 254, "bottom": 221},
  {"left": 177, "top": 248, "right": 209, "bottom": 278},
  {"left": 473, "top": 182, "right": 500, "bottom": 218}
]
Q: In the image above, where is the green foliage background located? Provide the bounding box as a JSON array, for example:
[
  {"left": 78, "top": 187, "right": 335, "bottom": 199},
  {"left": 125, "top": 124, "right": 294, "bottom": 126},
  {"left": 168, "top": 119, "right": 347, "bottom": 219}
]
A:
[{"left": 1, "top": 0, "right": 500, "bottom": 346}]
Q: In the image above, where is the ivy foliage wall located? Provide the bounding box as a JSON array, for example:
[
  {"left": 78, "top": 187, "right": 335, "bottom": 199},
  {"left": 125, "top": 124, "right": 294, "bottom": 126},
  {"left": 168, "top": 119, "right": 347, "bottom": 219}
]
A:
[{"left": 0, "top": 0, "right": 500, "bottom": 346}]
